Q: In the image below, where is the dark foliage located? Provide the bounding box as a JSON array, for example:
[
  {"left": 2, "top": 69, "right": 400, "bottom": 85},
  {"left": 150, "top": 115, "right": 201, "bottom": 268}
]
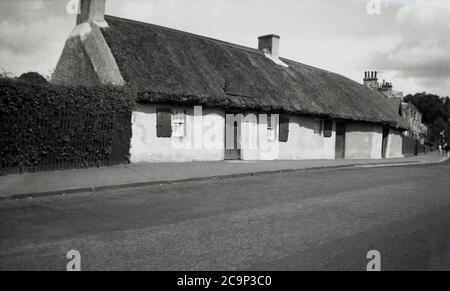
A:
[
  {"left": 404, "top": 93, "right": 450, "bottom": 144},
  {"left": 0, "top": 78, "right": 134, "bottom": 175},
  {"left": 18, "top": 72, "right": 49, "bottom": 86}
]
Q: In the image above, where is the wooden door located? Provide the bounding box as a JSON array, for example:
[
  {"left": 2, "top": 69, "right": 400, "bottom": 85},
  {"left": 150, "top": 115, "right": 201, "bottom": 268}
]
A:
[
  {"left": 335, "top": 122, "right": 346, "bottom": 159},
  {"left": 382, "top": 128, "right": 389, "bottom": 158},
  {"left": 225, "top": 115, "right": 241, "bottom": 160}
]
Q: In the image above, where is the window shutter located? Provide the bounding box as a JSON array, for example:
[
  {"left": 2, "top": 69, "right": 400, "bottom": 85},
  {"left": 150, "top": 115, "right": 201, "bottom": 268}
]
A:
[
  {"left": 156, "top": 109, "right": 172, "bottom": 138},
  {"left": 279, "top": 117, "right": 289, "bottom": 142},
  {"left": 323, "top": 120, "right": 333, "bottom": 138}
]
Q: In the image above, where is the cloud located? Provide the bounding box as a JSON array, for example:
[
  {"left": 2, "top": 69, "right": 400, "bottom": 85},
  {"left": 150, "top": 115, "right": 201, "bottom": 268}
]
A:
[
  {"left": 0, "top": 0, "right": 74, "bottom": 75},
  {"left": 365, "top": 0, "right": 450, "bottom": 95},
  {"left": 0, "top": 0, "right": 448, "bottom": 96}
]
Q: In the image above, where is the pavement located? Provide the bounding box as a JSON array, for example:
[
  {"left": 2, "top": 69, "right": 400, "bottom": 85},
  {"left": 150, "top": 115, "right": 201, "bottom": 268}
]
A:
[
  {"left": 0, "top": 152, "right": 446, "bottom": 200},
  {"left": 0, "top": 159, "right": 449, "bottom": 271}
]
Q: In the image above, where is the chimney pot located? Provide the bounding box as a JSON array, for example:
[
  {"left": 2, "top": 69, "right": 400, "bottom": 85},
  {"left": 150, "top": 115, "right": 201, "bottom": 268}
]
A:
[
  {"left": 258, "top": 34, "right": 281, "bottom": 59},
  {"left": 77, "top": 0, "right": 106, "bottom": 25}
]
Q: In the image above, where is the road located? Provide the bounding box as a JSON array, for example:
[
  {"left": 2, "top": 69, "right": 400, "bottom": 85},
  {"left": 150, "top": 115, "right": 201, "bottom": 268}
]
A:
[{"left": 0, "top": 161, "right": 449, "bottom": 271}]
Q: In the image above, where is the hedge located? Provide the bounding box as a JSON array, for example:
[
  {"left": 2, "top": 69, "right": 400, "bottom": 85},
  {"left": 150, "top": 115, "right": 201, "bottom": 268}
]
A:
[
  {"left": 0, "top": 78, "right": 134, "bottom": 174},
  {"left": 17, "top": 72, "right": 50, "bottom": 86}
]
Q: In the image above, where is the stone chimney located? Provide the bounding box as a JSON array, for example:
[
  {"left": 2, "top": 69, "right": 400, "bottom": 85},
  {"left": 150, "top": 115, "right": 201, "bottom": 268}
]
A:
[
  {"left": 363, "top": 70, "right": 379, "bottom": 90},
  {"left": 77, "top": 0, "right": 106, "bottom": 25},
  {"left": 258, "top": 34, "right": 281, "bottom": 59},
  {"left": 379, "top": 80, "right": 394, "bottom": 98}
]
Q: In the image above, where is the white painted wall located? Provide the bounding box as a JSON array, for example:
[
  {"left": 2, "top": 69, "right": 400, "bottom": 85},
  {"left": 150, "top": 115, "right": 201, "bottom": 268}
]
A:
[
  {"left": 277, "top": 115, "right": 336, "bottom": 160},
  {"left": 130, "top": 104, "right": 225, "bottom": 163},
  {"left": 130, "top": 104, "right": 399, "bottom": 162},
  {"left": 386, "top": 130, "right": 404, "bottom": 158},
  {"left": 237, "top": 114, "right": 336, "bottom": 160},
  {"left": 345, "top": 123, "right": 383, "bottom": 159},
  {"left": 239, "top": 113, "right": 280, "bottom": 161}
]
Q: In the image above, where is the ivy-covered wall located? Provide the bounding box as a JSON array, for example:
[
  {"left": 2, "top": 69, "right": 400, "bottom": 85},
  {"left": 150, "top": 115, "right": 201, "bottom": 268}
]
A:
[{"left": 0, "top": 78, "right": 134, "bottom": 175}]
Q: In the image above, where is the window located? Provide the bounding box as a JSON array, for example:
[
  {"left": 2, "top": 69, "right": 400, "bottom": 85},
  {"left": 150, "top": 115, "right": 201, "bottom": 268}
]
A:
[
  {"left": 267, "top": 114, "right": 276, "bottom": 141},
  {"left": 314, "top": 119, "right": 323, "bottom": 135},
  {"left": 156, "top": 108, "right": 172, "bottom": 138},
  {"left": 279, "top": 117, "right": 289, "bottom": 142},
  {"left": 323, "top": 120, "right": 333, "bottom": 138},
  {"left": 172, "top": 110, "right": 186, "bottom": 138}
]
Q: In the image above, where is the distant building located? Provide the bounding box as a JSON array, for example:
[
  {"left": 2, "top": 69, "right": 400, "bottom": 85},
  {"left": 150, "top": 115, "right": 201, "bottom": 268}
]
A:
[
  {"left": 363, "top": 71, "right": 403, "bottom": 98},
  {"left": 402, "top": 102, "right": 428, "bottom": 144},
  {"left": 363, "top": 71, "right": 428, "bottom": 145}
]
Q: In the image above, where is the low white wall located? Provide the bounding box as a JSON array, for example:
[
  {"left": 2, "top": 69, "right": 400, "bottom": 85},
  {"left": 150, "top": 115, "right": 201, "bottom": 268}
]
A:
[
  {"left": 223, "top": 113, "right": 335, "bottom": 161},
  {"left": 238, "top": 113, "right": 279, "bottom": 161},
  {"left": 277, "top": 115, "right": 336, "bottom": 160},
  {"left": 345, "top": 123, "right": 383, "bottom": 159},
  {"left": 130, "top": 104, "right": 396, "bottom": 162},
  {"left": 386, "top": 130, "right": 404, "bottom": 158},
  {"left": 130, "top": 104, "right": 225, "bottom": 163}
]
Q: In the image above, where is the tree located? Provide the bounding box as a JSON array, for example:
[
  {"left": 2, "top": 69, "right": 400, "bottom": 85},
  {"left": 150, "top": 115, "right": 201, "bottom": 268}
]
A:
[
  {"left": 0, "top": 68, "right": 14, "bottom": 79},
  {"left": 17, "top": 72, "right": 49, "bottom": 86}
]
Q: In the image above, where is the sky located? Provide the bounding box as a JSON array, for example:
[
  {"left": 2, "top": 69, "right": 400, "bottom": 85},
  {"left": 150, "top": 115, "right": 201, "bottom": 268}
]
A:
[{"left": 0, "top": 0, "right": 449, "bottom": 96}]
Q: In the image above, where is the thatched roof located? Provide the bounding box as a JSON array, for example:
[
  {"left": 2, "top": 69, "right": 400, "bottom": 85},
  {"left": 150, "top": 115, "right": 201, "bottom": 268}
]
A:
[
  {"left": 386, "top": 97, "right": 403, "bottom": 116},
  {"left": 101, "top": 15, "right": 406, "bottom": 129}
]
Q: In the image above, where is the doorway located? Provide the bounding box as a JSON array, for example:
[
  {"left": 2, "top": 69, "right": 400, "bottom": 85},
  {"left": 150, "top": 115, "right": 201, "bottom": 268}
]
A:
[
  {"left": 335, "top": 122, "right": 346, "bottom": 159},
  {"left": 382, "top": 127, "right": 389, "bottom": 158},
  {"left": 225, "top": 113, "right": 241, "bottom": 160}
]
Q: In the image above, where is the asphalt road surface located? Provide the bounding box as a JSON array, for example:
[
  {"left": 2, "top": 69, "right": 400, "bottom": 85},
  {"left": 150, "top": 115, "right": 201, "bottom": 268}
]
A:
[{"left": 0, "top": 161, "right": 449, "bottom": 271}]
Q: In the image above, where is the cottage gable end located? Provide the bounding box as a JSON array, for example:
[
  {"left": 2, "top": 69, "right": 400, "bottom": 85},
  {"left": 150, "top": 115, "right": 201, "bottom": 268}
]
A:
[{"left": 52, "top": 0, "right": 124, "bottom": 87}]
